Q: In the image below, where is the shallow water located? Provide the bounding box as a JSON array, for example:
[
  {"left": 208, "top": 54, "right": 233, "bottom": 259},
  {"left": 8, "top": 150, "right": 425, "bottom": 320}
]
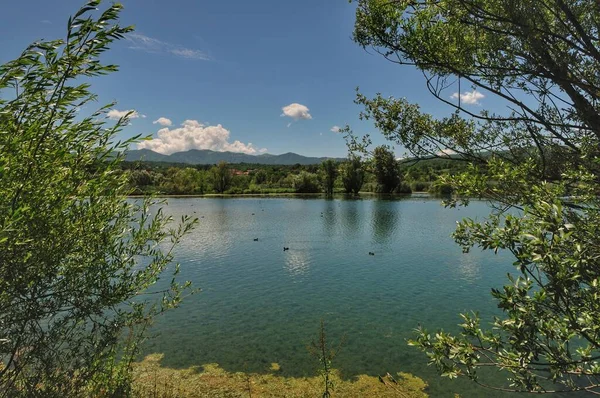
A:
[{"left": 142, "top": 195, "right": 518, "bottom": 397}]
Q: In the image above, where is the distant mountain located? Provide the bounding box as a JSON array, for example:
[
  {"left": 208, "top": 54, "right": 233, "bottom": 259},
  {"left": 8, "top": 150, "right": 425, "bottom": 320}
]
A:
[
  {"left": 126, "top": 149, "right": 171, "bottom": 163},
  {"left": 125, "top": 149, "right": 346, "bottom": 165}
]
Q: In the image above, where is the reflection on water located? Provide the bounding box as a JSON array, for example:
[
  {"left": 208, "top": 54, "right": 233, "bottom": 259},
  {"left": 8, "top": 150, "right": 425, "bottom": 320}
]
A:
[
  {"left": 370, "top": 199, "right": 399, "bottom": 244},
  {"left": 284, "top": 250, "right": 311, "bottom": 276},
  {"left": 457, "top": 252, "right": 482, "bottom": 283},
  {"left": 176, "top": 198, "right": 233, "bottom": 259},
  {"left": 340, "top": 199, "right": 361, "bottom": 238},
  {"left": 321, "top": 199, "right": 337, "bottom": 238},
  {"left": 144, "top": 196, "right": 515, "bottom": 398}
]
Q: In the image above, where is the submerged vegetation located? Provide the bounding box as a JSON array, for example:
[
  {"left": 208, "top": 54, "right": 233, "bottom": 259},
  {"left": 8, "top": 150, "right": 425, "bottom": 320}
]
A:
[{"left": 132, "top": 354, "right": 428, "bottom": 398}]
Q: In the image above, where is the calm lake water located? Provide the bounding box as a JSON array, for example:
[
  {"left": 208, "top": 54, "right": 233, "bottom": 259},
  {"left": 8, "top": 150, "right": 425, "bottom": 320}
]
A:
[{"left": 143, "top": 195, "right": 517, "bottom": 397}]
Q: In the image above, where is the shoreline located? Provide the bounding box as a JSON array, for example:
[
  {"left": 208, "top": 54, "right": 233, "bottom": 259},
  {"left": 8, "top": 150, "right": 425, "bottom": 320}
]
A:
[{"left": 128, "top": 192, "right": 432, "bottom": 198}]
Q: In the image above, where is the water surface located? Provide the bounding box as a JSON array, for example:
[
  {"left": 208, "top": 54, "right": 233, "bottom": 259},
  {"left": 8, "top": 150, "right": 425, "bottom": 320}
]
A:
[{"left": 143, "top": 196, "right": 516, "bottom": 397}]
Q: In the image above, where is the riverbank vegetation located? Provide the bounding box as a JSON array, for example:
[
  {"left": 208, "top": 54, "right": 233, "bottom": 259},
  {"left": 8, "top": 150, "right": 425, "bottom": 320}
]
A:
[
  {"left": 6, "top": 0, "right": 599, "bottom": 395},
  {"left": 352, "top": 0, "right": 600, "bottom": 394},
  {"left": 0, "top": 2, "right": 431, "bottom": 397},
  {"left": 0, "top": 2, "right": 196, "bottom": 396},
  {"left": 122, "top": 149, "right": 465, "bottom": 196},
  {"left": 132, "top": 354, "right": 428, "bottom": 398}
]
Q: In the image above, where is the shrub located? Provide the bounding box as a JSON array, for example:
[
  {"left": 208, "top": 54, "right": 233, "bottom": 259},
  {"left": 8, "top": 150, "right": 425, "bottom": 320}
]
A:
[{"left": 0, "top": 3, "right": 195, "bottom": 395}]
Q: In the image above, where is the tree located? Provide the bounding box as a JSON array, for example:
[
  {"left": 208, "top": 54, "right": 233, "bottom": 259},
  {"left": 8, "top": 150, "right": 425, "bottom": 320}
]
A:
[
  {"left": 0, "top": 2, "right": 195, "bottom": 396},
  {"left": 371, "top": 146, "right": 400, "bottom": 193},
  {"left": 167, "top": 167, "right": 206, "bottom": 195},
  {"left": 293, "top": 171, "right": 321, "bottom": 193},
  {"left": 252, "top": 169, "right": 268, "bottom": 185},
  {"left": 210, "top": 161, "right": 232, "bottom": 193},
  {"left": 352, "top": 0, "right": 600, "bottom": 393},
  {"left": 340, "top": 155, "right": 365, "bottom": 195},
  {"left": 320, "top": 159, "right": 338, "bottom": 196}
]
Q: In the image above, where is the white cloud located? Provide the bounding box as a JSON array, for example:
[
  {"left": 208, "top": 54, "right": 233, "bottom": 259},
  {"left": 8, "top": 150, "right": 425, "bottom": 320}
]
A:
[
  {"left": 107, "top": 109, "right": 140, "bottom": 120},
  {"left": 450, "top": 90, "right": 485, "bottom": 105},
  {"left": 330, "top": 125, "right": 341, "bottom": 133},
  {"left": 137, "top": 120, "right": 266, "bottom": 155},
  {"left": 170, "top": 48, "right": 209, "bottom": 60},
  {"left": 437, "top": 148, "right": 457, "bottom": 157},
  {"left": 153, "top": 117, "right": 172, "bottom": 127},
  {"left": 126, "top": 33, "right": 210, "bottom": 61},
  {"left": 281, "top": 103, "right": 312, "bottom": 122}
]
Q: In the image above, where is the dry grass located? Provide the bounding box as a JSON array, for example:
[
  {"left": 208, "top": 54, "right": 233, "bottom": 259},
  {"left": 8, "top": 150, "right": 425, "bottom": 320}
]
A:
[{"left": 133, "top": 354, "right": 428, "bottom": 398}]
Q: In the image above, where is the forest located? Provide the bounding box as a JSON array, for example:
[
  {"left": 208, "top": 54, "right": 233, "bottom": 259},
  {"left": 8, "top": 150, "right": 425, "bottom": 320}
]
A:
[{"left": 122, "top": 149, "right": 465, "bottom": 196}]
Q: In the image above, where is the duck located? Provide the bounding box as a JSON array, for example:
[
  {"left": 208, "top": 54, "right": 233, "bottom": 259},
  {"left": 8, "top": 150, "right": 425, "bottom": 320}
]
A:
[
  {"left": 283, "top": 247, "right": 289, "bottom": 251},
  {"left": 253, "top": 238, "right": 259, "bottom": 241},
  {"left": 368, "top": 252, "right": 375, "bottom": 256}
]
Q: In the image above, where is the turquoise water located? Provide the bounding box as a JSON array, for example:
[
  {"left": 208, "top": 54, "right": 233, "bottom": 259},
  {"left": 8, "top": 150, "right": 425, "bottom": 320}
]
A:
[{"left": 143, "top": 195, "right": 516, "bottom": 397}]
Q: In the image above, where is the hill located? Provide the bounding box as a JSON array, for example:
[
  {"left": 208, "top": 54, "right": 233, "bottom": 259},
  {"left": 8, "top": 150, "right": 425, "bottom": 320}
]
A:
[{"left": 125, "top": 149, "right": 345, "bottom": 165}]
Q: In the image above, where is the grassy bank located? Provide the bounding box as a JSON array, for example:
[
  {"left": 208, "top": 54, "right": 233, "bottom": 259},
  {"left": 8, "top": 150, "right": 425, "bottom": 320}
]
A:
[{"left": 133, "top": 354, "right": 428, "bottom": 397}]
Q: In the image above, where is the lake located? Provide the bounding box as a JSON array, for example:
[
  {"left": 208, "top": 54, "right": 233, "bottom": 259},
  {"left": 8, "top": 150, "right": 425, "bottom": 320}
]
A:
[{"left": 142, "top": 195, "right": 516, "bottom": 397}]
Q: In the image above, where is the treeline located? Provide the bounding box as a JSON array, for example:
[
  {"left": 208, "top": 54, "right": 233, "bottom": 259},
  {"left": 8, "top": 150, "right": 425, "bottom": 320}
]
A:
[{"left": 123, "top": 146, "right": 468, "bottom": 195}]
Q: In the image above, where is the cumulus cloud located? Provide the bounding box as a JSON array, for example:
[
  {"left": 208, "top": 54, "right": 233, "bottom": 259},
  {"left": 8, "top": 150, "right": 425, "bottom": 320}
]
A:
[
  {"left": 330, "top": 125, "right": 341, "bottom": 133},
  {"left": 137, "top": 120, "right": 266, "bottom": 155},
  {"left": 281, "top": 103, "right": 312, "bottom": 122},
  {"left": 107, "top": 109, "right": 141, "bottom": 120},
  {"left": 153, "top": 117, "right": 172, "bottom": 127},
  {"left": 450, "top": 90, "right": 485, "bottom": 105},
  {"left": 126, "top": 33, "right": 210, "bottom": 60},
  {"left": 437, "top": 148, "right": 457, "bottom": 157}
]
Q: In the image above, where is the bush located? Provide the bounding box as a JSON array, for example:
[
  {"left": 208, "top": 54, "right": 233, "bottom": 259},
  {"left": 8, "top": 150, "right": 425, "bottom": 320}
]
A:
[
  {"left": 410, "top": 181, "right": 431, "bottom": 192},
  {"left": 0, "top": 3, "right": 195, "bottom": 396},
  {"left": 394, "top": 182, "right": 413, "bottom": 194},
  {"left": 293, "top": 172, "right": 321, "bottom": 193},
  {"left": 429, "top": 183, "right": 453, "bottom": 195}
]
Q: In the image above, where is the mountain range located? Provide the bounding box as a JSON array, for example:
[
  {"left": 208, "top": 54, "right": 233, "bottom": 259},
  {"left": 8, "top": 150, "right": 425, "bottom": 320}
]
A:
[{"left": 124, "top": 149, "right": 346, "bottom": 165}]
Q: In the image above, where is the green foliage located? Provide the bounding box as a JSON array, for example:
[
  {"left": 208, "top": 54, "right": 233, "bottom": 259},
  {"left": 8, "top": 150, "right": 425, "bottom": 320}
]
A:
[
  {"left": 0, "top": 2, "right": 195, "bottom": 396},
  {"left": 353, "top": 0, "right": 600, "bottom": 393},
  {"left": 320, "top": 159, "right": 338, "bottom": 196},
  {"left": 428, "top": 182, "right": 453, "bottom": 196},
  {"left": 209, "top": 161, "right": 233, "bottom": 193},
  {"left": 340, "top": 155, "right": 366, "bottom": 195},
  {"left": 162, "top": 167, "right": 206, "bottom": 195},
  {"left": 252, "top": 169, "right": 268, "bottom": 184},
  {"left": 293, "top": 171, "right": 321, "bottom": 193},
  {"left": 123, "top": 152, "right": 468, "bottom": 196},
  {"left": 394, "top": 182, "right": 412, "bottom": 194},
  {"left": 308, "top": 320, "right": 345, "bottom": 398},
  {"left": 410, "top": 182, "right": 431, "bottom": 193},
  {"left": 371, "top": 146, "right": 401, "bottom": 193}
]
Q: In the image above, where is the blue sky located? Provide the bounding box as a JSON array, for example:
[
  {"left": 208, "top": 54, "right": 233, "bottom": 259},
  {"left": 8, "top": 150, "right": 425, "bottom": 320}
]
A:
[{"left": 0, "top": 0, "right": 490, "bottom": 158}]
